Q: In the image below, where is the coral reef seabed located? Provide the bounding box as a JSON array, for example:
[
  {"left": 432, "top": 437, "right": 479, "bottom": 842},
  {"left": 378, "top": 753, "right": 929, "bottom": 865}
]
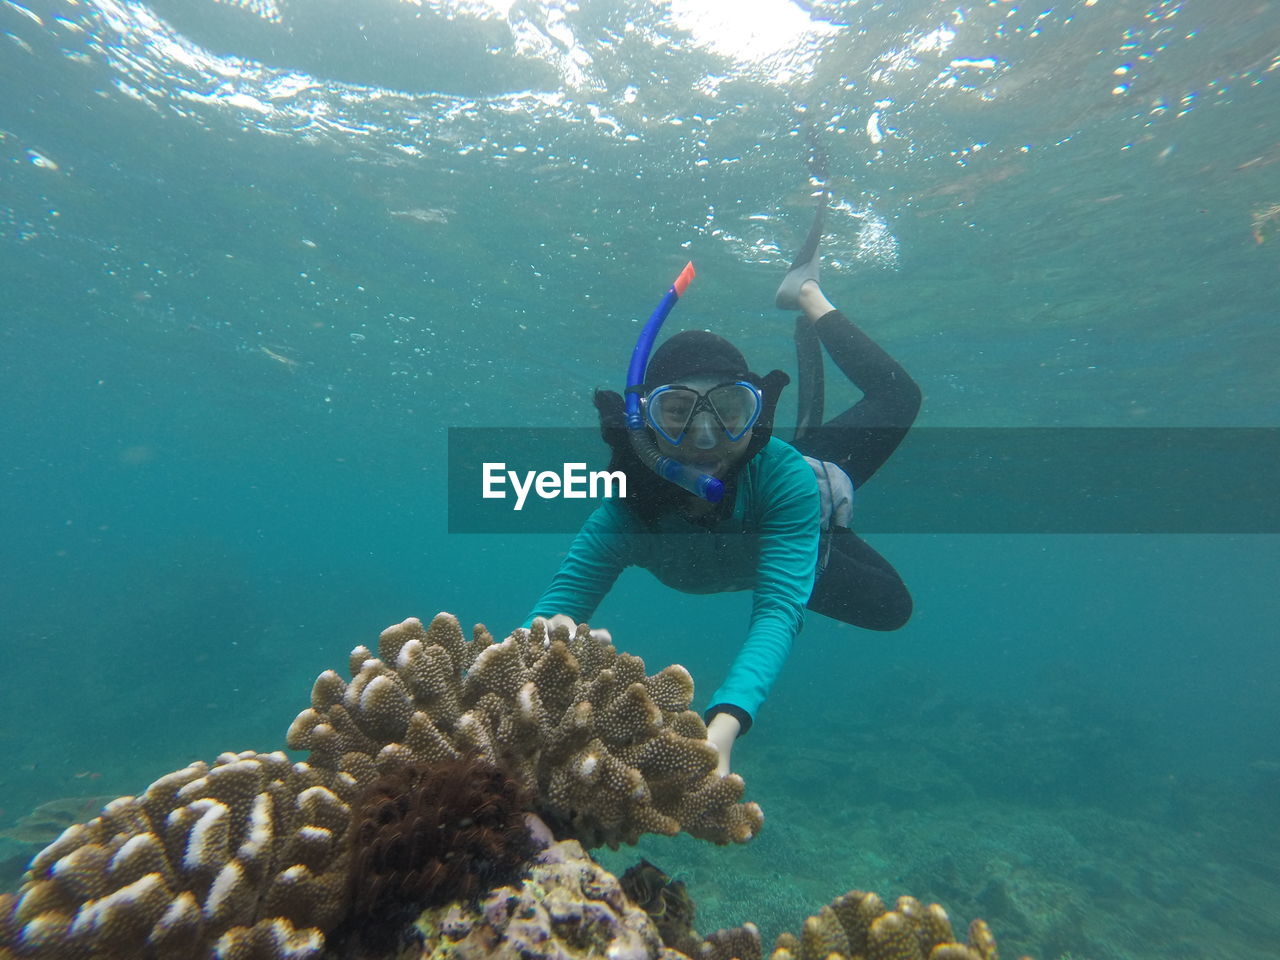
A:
[{"left": 0, "top": 614, "right": 1020, "bottom": 960}]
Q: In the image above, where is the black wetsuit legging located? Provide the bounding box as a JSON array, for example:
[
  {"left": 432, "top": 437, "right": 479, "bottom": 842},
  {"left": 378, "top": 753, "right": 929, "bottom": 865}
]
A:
[{"left": 790, "top": 309, "right": 921, "bottom": 631}]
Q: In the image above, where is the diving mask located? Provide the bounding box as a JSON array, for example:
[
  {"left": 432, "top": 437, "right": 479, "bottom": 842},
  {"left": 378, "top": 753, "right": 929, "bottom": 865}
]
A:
[{"left": 644, "top": 381, "right": 763, "bottom": 447}]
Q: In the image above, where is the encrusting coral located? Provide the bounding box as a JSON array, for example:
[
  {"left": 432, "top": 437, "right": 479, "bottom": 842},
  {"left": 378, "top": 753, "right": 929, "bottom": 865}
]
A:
[
  {"left": 412, "top": 812, "right": 683, "bottom": 960},
  {"left": 0, "top": 798, "right": 119, "bottom": 849},
  {"left": 0, "top": 613, "right": 763, "bottom": 960}
]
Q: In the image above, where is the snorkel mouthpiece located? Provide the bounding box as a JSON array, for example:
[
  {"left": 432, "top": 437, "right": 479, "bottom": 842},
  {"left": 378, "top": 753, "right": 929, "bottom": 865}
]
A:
[
  {"left": 652, "top": 455, "right": 723, "bottom": 501},
  {"left": 625, "top": 262, "right": 725, "bottom": 503}
]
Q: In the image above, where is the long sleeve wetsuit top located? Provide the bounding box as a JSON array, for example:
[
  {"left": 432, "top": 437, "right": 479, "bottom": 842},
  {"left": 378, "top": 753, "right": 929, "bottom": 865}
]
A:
[{"left": 525, "top": 435, "right": 820, "bottom": 727}]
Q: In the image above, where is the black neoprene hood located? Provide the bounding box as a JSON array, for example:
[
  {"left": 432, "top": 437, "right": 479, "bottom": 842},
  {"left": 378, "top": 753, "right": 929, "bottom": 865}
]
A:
[{"left": 645, "top": 330, "right": 749, "bottom": 386}]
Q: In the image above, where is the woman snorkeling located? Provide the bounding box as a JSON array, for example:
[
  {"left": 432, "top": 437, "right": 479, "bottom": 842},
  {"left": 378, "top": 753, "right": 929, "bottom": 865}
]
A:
[{"left": 526, "top": 194, "right": 921, "bottom": 775}]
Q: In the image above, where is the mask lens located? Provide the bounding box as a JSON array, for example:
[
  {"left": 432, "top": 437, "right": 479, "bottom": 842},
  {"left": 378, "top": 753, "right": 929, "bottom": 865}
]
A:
[
  {"left": 708, "top": 383, "right": 762, "bottom": 440},
  {"left": 647, "top": 387, "right": 700, "bottom": 444}
]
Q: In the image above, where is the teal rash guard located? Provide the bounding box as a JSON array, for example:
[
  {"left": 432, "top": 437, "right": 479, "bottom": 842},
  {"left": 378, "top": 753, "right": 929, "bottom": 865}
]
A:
[{"left": 525, "top": 436, "right": 821, "bottom": 729}]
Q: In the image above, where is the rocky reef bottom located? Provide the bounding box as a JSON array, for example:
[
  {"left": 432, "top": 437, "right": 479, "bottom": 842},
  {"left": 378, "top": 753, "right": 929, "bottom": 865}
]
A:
[{"left": 387, "top": 814, "right": 1005, "bottom": 960}]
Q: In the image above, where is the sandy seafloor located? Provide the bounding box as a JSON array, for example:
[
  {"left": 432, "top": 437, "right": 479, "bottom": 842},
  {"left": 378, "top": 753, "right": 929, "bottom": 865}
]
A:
[{"left": 2, "top": 2, "right": 1279, "bottom": 959}]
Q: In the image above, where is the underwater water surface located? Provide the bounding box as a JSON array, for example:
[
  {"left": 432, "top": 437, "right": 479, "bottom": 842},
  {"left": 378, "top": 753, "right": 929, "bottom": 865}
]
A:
[{"left": 1, "top": 1, "right": 1279, "bottom": 958}]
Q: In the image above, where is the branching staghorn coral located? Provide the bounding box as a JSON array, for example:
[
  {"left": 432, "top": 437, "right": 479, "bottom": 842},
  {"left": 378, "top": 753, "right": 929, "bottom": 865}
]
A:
[{"left": 0, "top": 612, "right": 763, "bottom": 960}]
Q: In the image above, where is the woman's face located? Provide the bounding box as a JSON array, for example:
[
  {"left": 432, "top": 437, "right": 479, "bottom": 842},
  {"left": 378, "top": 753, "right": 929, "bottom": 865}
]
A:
[{"left": 651, "top": 374, "right": 754, "bottom": 478}]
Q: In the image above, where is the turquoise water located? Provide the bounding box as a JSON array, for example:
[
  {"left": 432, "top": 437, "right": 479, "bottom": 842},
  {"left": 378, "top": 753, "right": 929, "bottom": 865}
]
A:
[{"left": 2, "top": 1, "right": 1278, "bottom": 957}]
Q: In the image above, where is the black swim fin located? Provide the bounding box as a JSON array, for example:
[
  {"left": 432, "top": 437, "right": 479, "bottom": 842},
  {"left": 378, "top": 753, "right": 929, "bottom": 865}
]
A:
[{"left": 793, "top": 315, "right": 824, "bottom": 443}]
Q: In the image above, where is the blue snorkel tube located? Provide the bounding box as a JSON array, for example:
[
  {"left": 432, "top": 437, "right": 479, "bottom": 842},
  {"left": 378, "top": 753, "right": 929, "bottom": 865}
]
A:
[{"left": 624, "top": 262, "right": 725, "bottom": 503}]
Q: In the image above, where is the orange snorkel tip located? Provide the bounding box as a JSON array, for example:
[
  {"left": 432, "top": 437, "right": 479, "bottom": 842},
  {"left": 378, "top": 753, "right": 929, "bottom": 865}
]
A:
[{"left": 673, "top": 261, "right": 696, "bottom": 298}]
